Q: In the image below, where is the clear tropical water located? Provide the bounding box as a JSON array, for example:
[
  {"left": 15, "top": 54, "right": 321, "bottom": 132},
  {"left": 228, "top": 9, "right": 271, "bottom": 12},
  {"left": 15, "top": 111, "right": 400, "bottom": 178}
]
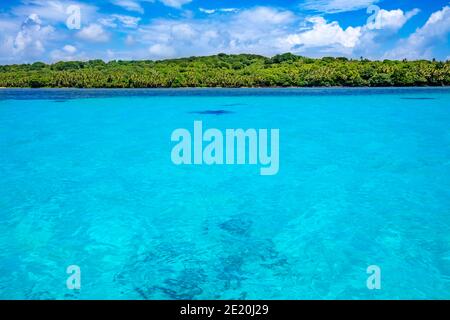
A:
[{"left": 1, "top": 88, "right": 450, "bottom": 300}]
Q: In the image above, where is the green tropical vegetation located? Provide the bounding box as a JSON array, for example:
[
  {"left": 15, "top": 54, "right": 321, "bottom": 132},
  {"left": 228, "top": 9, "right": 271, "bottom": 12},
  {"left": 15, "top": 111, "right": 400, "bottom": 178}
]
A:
[{"left": 0, "top": 53, "right": 449, "bottom": 88}]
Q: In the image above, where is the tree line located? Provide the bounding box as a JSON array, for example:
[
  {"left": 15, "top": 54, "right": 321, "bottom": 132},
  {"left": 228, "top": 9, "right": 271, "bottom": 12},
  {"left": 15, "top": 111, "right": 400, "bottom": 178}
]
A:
[{"left": 0, "top": 53, "right": 449, "bottom": 88}]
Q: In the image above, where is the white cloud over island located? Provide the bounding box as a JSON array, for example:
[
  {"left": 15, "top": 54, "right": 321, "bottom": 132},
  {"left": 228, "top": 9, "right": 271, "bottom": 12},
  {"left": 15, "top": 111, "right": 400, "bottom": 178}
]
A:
[
  {"left": 0, "top": 1, "right": 449, "bottom": 63},
  {"left": 385, "top": 6, "right": 450, "bottom": 60},
  {"left": 131, "top": 6, "right": 423, "bottom": 60}
]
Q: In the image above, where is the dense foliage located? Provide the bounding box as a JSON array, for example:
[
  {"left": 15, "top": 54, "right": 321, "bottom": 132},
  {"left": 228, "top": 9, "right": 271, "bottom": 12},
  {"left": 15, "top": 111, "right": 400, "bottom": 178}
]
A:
[{"left": 0, "top": 53, "right": 449, "bottom": 88}]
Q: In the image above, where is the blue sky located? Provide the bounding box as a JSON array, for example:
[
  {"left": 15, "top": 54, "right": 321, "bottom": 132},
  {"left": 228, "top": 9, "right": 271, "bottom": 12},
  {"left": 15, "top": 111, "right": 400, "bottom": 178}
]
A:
[{"left": 0, "top": 0, "right": 449, "bottom": 64}]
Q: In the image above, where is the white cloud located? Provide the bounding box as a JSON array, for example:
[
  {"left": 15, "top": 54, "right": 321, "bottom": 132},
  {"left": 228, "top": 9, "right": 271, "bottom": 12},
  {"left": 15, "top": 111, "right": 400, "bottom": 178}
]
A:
[
  {"left": 113, "top": 14, "right": 141, "bottom": 28},
  {"left": 352, "top": 8, "right": 420, "bottom": 59},
  {"left": 148, "top": 43, "right": 176, "bottom": 57},
  {"left": 199, "top": 7, "right": 239, "bottom": 15},
  {"left": 130, "top": 6, "right": 424, "bottom": 60},
  {"left": 50, "top": 44, "right": 84, "bottom": 61},
  {"left": 0, "top": 14, "right": 50, "bottom": 63},
  {"left": 99, "top": 14, "right": 141, "bottom": 29},
  {"left": 238, "top": 7, "right": 294, "bottom": 25},
  {"left": 1, "top": 2, "right": 446, "bottom": 63},
  {"left": 221, "top": 8, "right": 239, "bottom": 13},
  {"left": 13, "top": 14, "right": 55, "bottom": 56},
  {"left": 111, "top": 0, "right": 146, "bottom": 14},
  {"left": 134, "top": 7, "right": 302, "bottom": 58},
  {"left": 63, "top": 44, "right": 77, "bottom": 54},
  {"left": 221, "top": 7, "right": 296, "bottom": 53},
  {"left": 285, "top": 17, "right": 362, "bottom": 49},
  {"left": 302, "top": 0, "right": 379, "bottom": 14},
  {"left": 51, "top": 47, "right": 86, "bottom": 61},
  {"left": 160, "top": 0, "right": 192, "bottom": 9},
  {"left": 199, "top": 8, "right": 216, "bottom": 14},
  {"left": 100, "top": 14, "right": 141, "bottom": 28},
  {"left": 77, "top": 23, "right": 109, "bottom": 42},
  {"left": 368, "top": 8, "right": 420, "bottom": 31},
  {"left": 98, "top": 17, "right": 118, "bottom": 28},
  {"left": 385, "top": 6, "right": 450, "bottom": 59},
  {"left": 171, "top": 23, "right": 196, "bottom": 39}
]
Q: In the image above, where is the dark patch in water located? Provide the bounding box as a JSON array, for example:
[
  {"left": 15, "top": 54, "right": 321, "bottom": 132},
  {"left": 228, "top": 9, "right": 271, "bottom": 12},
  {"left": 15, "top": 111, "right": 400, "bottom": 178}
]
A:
[
  {"left": 114, "top": 226, "right": 290, "bottom": 299},
  {"left": 152, "top": 268, "right": 207, "bottom": 299},
  {"left": 401, "top": 97, "right": 436, "bottom": 100},
  {"left": 261, "top": 258, "right": 289, "bottom": 269},
  {"left": 219, "top": 255, "right": 247, "bottom": 289},
  {"left": 53, "top": 100, "right": 68, "bottom": 103},
  {"left": 64, "top": 292, "right": 79, "bottom": 299},
  {"left": 190, "top": 109, "right": 234, "bottom": 115},
  {"left": 157, "top": 277, "right": 204, "bottom": 299},
  {"left": 114, "top": 242, "right": 207, "bottom": 299},
  {"left": 134, "top": 286, "right": 150, "bottom": 299},
  {"left": 255, "top": 239, "right": 280, "bottom": 261},
  {"left": 219, "top": 217, "right": 252, "bottom": 236}
]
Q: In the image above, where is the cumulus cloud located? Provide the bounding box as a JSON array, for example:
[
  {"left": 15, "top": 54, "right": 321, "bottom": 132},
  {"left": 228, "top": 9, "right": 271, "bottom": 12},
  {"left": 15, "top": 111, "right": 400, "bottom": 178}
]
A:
[
  {"left": 13, "top": 14, "right": 55, "bottom": 57},
  {"left": 50, "top": 44, "right": 85, "bottom": 61},
  {"left": 135, "top": 5, "right": 427, "bottom": 60},
  {"left": 367, "top": 8, "right": 420, "bottom": 31},
  {"left": 128, "top": 7, "right": 320, "bottom": 58},
  {"left": 63, "top": 44, "right": 77, "bottom": 54},
  {"left": 238, "top": 7, "right": 294, "bottom": 25},
  {"left": 284, "top": 17, "right": 362, "bottom": 49},
  {"left": 130, "top": 6, "right": 419, "bottom": 59},
  {"left": 1, "top": 2, "right": 448, "bottom": 63},
  {"left": 352, "top": 8, "right": 420, "bottom": 59},
  {"left": 77, "top": 23, "right": 109, "bottom": 42},
  {"left": 385, "top": 6, "right": 450, "bottom": 59},
  {"left": 100, "top": 5, "right": 447, "bottom": 61}
]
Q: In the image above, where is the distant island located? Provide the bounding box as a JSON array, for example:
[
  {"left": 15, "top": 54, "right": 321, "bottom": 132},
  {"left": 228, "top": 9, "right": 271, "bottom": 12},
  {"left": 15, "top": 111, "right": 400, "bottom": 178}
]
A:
[{"left": 1, "top": 53, "right": 449, "bottom": 88}]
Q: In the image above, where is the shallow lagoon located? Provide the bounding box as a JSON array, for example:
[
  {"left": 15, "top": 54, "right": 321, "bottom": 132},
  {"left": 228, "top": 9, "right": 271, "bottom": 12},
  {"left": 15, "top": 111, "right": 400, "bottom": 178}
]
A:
[{"left": 1, "top": 88, "right": 449, "bottom": 299}]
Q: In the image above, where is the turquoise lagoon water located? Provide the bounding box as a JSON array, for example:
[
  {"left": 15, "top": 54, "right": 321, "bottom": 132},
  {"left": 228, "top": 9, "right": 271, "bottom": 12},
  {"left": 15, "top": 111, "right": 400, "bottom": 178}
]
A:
[{"left": 0, "top": 88, "right": 450, "bottom": 299}]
